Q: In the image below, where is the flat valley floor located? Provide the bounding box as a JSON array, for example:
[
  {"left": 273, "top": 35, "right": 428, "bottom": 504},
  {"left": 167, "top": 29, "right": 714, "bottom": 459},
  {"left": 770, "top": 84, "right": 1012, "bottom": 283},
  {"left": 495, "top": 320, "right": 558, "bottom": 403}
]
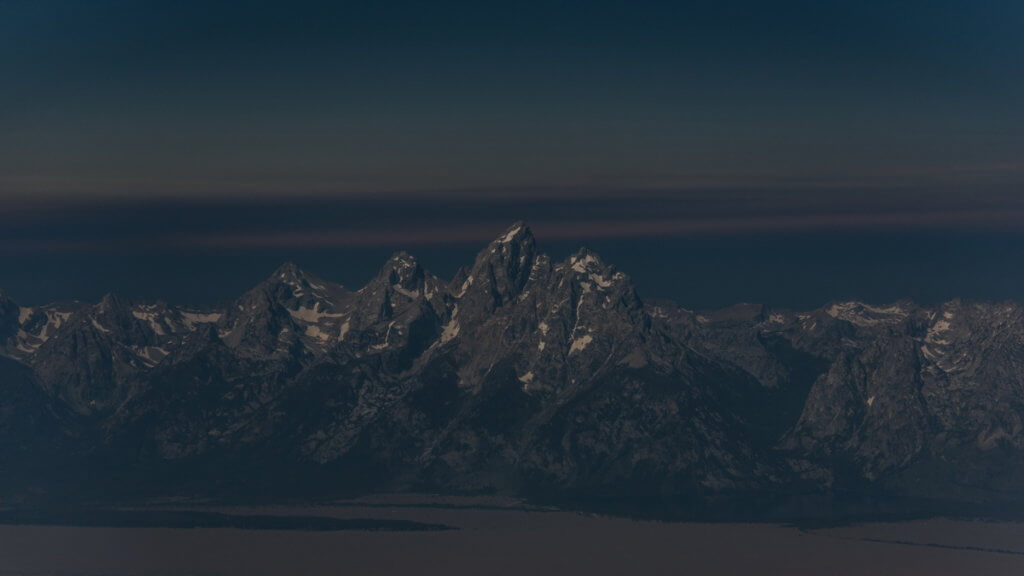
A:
[{"left": 1, "top": 496, "right": 1023, "bottom": 575}]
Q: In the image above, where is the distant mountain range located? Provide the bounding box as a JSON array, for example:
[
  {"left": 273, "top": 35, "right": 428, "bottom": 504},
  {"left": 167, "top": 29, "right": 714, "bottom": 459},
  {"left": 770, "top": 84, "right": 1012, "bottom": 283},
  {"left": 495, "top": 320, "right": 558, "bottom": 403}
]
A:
[{"left": 2, "top": 222, "right": 1023, "bottom": 519}]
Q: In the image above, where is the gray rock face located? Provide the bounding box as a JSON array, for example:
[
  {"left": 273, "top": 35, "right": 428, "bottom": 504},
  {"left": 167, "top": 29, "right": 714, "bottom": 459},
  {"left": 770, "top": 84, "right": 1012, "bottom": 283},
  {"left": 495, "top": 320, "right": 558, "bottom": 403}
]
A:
[{"left": 2, "top": 223, "right": 1024, "bottom": 515}]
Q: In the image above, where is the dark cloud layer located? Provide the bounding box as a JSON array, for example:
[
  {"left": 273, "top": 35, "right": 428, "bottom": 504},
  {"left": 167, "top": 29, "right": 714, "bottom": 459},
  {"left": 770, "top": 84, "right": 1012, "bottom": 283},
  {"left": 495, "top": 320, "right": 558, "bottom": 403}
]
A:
[{"left": 3, "top": 187, "right": 1023, "bottom": 254}]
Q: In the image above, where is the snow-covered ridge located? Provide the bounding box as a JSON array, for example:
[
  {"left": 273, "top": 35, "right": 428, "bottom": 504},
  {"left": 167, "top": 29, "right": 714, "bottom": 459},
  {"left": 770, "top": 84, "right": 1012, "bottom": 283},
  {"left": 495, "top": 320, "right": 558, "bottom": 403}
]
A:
[
  {"left": 2, "top": 224, "right": 1019, "bottom": 390},
  {"left": 498, "top": 224, "right": 524, "bottom": 244},
  {"left": 920, "top": 308, "right": 969, "bottom": 374},
  {"left": 825, "top": 301, "right": 909, "bottom": 326},
  {"left": 570, "top": 254, "right": 600, "bottom": 274},
  {"left": 568, "top": 252, "right": 621, "bottom": 291},
  {"left": 13, "top": 307, "right": 73, "bottom": 355},
  {"left": 181, "top": 311, "right": 222, "bottom": 328}
]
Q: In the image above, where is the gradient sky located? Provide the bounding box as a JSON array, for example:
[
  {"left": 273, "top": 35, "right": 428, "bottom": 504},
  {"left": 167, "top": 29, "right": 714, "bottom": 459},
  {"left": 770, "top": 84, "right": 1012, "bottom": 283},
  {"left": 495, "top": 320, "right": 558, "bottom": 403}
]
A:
[
  {"left": 2, "top": 1, "right": 1023, "bottom": 308},
  {"left": 3, "top": 0, "right": 1023, "bottom": 198}
]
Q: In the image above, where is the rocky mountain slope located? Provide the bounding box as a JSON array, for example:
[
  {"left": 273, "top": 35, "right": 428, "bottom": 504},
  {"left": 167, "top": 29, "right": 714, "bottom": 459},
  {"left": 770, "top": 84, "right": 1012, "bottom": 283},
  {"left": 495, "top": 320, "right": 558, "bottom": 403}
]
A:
[{"left": 2, "top": 222, "right": 1023, "bottom": 517}]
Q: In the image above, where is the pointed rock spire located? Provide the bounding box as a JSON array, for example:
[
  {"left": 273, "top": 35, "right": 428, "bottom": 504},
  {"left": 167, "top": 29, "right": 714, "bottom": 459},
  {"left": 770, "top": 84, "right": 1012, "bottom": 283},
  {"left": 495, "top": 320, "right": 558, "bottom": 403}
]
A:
[
  {"left": 257, "top": 261, "right": 342, "bottom": 303},
  {"left": 564, "top": 247, "right": 634, "bottom": 295},
  {"left": 464, "top": 222, "right": 537, "bottom": 308},
  {"left": 271, "top": 261, "right": 302, "bottom": 278},
  {"left": 567, "top": 247, "right": 606, "bottom": 274},
  {"left": 266, "top": 261, "right": 317, "bottom": 291},
  {"left": 492, "top": 221, "right": 533, "bottom": 246}
]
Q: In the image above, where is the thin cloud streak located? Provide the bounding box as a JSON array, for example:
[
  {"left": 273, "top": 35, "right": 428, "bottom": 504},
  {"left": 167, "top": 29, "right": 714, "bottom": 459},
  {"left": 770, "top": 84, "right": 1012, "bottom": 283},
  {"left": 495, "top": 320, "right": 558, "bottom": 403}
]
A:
[
  {"left": 178, "top": 210, "right": 1024, "bottom": 249},
  {"left": 3, "top": 209, "right": 1023, "bottom": 255},
  {"left": 3, "top": 161, "right": 1024, "bottom": 206}
]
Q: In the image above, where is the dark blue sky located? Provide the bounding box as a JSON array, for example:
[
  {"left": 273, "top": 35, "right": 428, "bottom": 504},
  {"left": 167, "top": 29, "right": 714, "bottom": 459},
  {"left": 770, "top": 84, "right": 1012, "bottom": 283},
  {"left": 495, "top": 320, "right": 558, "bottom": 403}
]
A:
[
  {"left": 2, "top": 1, "right": 1023, "bottom": 308},
  {"left": 3, "top": 0, "right": 1023, "bottom": 198}
]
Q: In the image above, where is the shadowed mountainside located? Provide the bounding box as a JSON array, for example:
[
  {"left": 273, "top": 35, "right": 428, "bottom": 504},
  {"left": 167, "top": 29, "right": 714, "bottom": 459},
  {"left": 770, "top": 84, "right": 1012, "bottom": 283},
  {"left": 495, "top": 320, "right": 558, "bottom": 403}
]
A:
[{"left": 2, "top": 223, "right": 1024, "bottom": 519}]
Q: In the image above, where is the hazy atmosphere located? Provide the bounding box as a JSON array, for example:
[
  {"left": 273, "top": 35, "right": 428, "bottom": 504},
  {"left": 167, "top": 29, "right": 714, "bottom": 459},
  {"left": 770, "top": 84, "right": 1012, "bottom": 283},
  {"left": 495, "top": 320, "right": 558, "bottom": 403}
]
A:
[
  {"left": 4, "top": 1, "right": 1024, "bottom": 197},
  {"left": 3, "top": 2, "right": 1024, "bottom": 575},
  {"left": 3, "top": 0, "right": 1024, "bottom": 309}
]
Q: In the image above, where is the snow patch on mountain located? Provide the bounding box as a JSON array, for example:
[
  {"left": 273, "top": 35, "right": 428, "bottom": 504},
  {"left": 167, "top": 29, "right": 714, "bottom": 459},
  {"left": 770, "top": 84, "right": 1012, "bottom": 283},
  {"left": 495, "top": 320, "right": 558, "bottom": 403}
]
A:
[
  {"left": 440, "top": 309, "right": 460, "bottom": 344},
  {"left": 570, "top": 254, "right": 599, "bottom": 274},
  {"left": 456, "top": 275, "right": 474, "bottom": 298},
  {"left": 180, "top": 312, "right": 222, "bottom": 328},
  {"left": 305, "top": 324, "right": 333, "bottom": 343},
  {"left": 569, "top": 333, "right": 593, "bottom": 355},
  {"left": 288, "top": 303, "right": 345, "bottom": 323},
  {"left": 498, "top": 224, "right": 524, "bottom": 244},
  {"left": 826, "top": 301, "right": 909, "bottom": 326},
  {"left": 131, "top": 310, "right": 166, "bottom": 335},
  {"left": 370, "top": 321, "right": 397, "bottom": 351}
]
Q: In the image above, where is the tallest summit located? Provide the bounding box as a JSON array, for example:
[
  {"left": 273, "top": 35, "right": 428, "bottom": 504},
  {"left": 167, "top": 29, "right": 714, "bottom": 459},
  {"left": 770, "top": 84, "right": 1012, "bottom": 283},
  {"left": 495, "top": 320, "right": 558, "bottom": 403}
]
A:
[{"left": 459, "top": 222, "right": 538, "bottom": 315}]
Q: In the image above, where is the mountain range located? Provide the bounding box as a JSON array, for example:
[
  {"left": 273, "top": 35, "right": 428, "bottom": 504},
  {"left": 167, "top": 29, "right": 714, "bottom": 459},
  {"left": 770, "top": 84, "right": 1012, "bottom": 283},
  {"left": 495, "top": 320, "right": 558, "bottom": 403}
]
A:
[{"left": 2, "top": 222, "right": 1023, "bottom": 519}]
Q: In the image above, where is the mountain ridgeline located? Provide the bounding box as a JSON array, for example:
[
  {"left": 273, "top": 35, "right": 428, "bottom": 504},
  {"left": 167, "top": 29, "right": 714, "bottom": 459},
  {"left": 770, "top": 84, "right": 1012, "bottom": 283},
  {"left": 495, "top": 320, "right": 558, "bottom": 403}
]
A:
[{"left": 2, "top": 222, "right": 1024, "bottom": 519}]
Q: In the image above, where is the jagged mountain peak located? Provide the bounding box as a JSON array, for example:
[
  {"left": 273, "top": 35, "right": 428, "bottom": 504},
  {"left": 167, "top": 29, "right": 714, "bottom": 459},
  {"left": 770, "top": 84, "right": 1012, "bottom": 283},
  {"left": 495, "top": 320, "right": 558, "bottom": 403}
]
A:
[
  {"left": 2, "top": 223, "right": 1024, "bottom": 517},
  {"left": 362, "top": 251, "right": 445, "bottom": 310},
  {"left": 267, "top": 262, "right": 321, "bottom": 289},
  {"left": 566, "top": 247, "right": 611, "bottom": 276},
  {"left": 460, "top": 222, "right": 538, "bottom": 309},
  {"left": 492, "top": 220, "right": 533, "bottom": 244},
  {"left": 560, "top": 247, "right": 636, "bottom": 303},
  {"left": 568, "top": 245, "right": 602, "bottom": 264},
  {"left": 387, "top": 250, "right": 418, "bottom": 265},
  {"left": 377, "top": 251, "right": 424, "bottom": 287},
  {"left": 271, "top": 261, "right": 303, "bottom": 278},
  {"left": 251, "top": 262, "right": 345, "bottom": 306},
  {"left": 475, "top": 222, "right": 536, "bottom": 263},
  {"left": 89, "top": 293, "right": 143, "bottom": 333},
  {"left": 821, "top": 299, "right": 915, "bottom": 328}
]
